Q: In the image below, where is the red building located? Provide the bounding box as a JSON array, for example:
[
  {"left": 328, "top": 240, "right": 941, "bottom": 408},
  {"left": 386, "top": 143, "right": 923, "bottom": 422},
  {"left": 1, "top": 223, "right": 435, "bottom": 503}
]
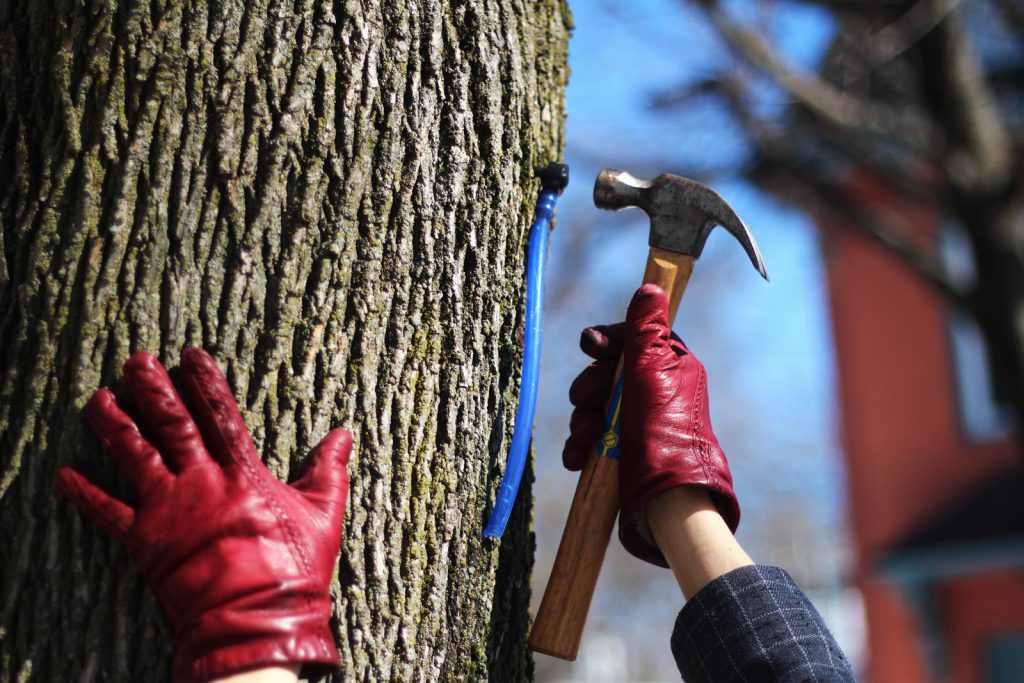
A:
[{"left": 821, "top": 171, "right": 1024, "bottom": 682}]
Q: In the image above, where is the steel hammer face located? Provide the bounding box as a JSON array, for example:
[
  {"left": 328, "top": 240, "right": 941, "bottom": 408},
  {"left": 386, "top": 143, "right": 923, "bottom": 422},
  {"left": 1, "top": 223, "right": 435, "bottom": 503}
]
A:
[{"left": 593, "top": 169, "right": 768, "bottom": 279}]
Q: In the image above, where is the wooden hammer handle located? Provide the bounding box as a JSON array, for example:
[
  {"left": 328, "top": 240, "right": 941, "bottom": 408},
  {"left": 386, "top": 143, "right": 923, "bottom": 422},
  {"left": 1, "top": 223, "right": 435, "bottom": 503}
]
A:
[{"left": 529, "top": 247, "right": 695, "bottom": 660}]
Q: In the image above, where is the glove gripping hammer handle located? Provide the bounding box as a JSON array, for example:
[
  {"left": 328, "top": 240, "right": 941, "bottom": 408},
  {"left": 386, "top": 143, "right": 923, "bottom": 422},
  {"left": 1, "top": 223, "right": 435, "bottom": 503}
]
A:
[{"left": 529, "top": 246, "right": 695, "bottom": 661}]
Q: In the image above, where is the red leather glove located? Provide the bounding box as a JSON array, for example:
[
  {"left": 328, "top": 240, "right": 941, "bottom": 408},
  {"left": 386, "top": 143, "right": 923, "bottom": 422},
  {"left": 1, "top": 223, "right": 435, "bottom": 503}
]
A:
[
  {"left": 55, "top": 348, "right": 351, "bottom": 682},
  {"left": 562, "top": 284, "right": 740, "bottom": 568}
]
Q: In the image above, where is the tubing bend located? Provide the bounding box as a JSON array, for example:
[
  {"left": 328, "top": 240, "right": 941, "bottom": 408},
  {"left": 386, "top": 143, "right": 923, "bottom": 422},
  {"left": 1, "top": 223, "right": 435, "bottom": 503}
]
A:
[{"left": 484, "top": 189, "right": 558, "bottom": 538}]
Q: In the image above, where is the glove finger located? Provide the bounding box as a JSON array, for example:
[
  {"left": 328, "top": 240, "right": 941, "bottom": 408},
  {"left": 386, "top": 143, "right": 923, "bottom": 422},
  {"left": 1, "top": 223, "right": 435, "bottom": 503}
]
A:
[
  {"left": 85, "top": 388, "right": 171, "bottom": 492},
  {"left": 55, "top": 467, "right": 135, "bottom": 542},
  {"left": 562, "top": 408, "right": 603, "bottom": 471},
  {"left": 624, "top": 284, "right": 673, "bottom": 363},
  {"left": 178, "top": 347, "right": 260, "bottom": 470},
  {"left": 561, "top": 437, "right": 589, "bottom": 472},
  {"left": 293, "top": 428, "right": 352, "bottom": 525},
  {"left": 122, "top": 352, "right": 209, "bottom": 471},
  {"left": 579, "top": 323, "right": 624, "bottom": 361},
  {"left": 568, "top": 361, "right": 617, "bottom": 408}
]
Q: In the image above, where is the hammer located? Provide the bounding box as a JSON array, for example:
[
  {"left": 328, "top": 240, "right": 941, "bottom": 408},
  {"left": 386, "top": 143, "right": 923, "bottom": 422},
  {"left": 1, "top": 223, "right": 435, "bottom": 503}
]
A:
[{"left": 529, "top": 169, "right": 768, "bottom": 660}]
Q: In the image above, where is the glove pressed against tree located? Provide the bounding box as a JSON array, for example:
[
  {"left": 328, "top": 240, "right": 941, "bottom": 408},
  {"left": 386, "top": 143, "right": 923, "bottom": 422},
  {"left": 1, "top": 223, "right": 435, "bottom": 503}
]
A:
[
  {"left": 562, "top": 284, "right": 740, "bottom": 568},
  {"left": 55, "top": 348, "right": 350, "bottom": 682}
]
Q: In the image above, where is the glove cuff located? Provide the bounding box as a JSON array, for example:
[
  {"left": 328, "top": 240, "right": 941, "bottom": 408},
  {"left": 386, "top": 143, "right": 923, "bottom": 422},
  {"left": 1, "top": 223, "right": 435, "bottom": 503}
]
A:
[
  {"left": 171, "top": 590, "right": 339, "bottom": 682},
  {"left": 174, "top": 627, "right": 339, "bottom": 682},
  {"left": 619, "top": 479, "right": 740, "bottom": 569}
]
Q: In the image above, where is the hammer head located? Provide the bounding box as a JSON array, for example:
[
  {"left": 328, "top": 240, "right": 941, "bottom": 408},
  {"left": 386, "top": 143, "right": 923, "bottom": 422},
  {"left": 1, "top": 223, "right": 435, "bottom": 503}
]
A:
[{"left": 593, "top": 169, "right": 768, "bottom": 279}]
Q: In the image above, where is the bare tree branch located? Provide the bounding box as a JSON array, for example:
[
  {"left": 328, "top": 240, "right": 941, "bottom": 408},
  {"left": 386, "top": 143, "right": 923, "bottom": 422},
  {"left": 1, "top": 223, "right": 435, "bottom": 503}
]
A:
[
  {"left": 925, "top": 15, "right": 1015, "bottom": 193},
  {"left": 994, "top": 0, "right": 1024, "bottom": 37},
  {"left": 767, "top": 158, "right": 970, "bottom": 307},
  {"left": 858, "top": 0, "right": 964, "bottom": 73},
  {"left": 652, "top": 0, "right": 1024, "bottom": 436},
  {"left": 695, "top": 0, "right": 941, "bottom": 149},
  {"left": 682, "top": 73, "right": 943, "bottom": 204},
  {"left": 703, "top": 75, "right": 968, "bottom": 305}
]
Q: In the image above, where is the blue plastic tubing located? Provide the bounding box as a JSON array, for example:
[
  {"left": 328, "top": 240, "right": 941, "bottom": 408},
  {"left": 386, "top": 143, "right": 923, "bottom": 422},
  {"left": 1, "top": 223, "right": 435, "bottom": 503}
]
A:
[{"left": 483, "top": 188, "right": 559, "bottom": 538}]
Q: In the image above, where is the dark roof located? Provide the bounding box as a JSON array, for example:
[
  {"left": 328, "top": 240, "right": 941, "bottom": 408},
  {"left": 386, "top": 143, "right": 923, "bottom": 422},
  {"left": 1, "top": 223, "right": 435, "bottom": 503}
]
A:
[
  {"left": 877, "top": 466, "right": 1024, "bottom": 583},
  {"left": 896, "top": 467, "right": 1024, "bottom": 551}
]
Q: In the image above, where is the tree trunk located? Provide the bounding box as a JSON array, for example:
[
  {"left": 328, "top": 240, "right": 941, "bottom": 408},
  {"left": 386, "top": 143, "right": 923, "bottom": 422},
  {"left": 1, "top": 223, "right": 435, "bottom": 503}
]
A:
[{"left": 0, "top": 0, "right": 570, "bottom": 679}]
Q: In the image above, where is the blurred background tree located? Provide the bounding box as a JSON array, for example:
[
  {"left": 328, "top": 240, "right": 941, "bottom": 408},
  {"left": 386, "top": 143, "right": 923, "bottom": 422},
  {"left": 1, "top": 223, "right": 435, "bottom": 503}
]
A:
[{"left": 656, "top": 0, "right": 1024, "bottom": 429}]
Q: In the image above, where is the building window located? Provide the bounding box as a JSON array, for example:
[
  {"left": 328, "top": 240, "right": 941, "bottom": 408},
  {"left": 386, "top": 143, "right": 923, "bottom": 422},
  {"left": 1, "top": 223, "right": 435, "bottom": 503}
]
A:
[
  {"left": 986, "top": 632, "right": 1024, "bottom": 683},
  {"left": 939, "top": 225, "right": 1015, "bottom": 442}
]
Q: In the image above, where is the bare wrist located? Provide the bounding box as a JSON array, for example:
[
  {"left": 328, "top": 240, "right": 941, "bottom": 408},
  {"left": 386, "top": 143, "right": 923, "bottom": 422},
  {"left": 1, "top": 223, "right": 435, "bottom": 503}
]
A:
[
  {"left": 210, "top": 664, "right": 301, "bottom": 683},
  {"left": 647, "top": 487, "right": 753, "bottom": 599}
]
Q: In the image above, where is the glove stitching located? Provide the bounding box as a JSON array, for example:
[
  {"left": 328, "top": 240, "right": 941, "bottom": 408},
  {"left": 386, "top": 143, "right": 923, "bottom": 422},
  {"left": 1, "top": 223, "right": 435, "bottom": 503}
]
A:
[
  {"left": 200, "top": 387, "right": 319, "bottom": 588},
  {"left": 237, "top": 450, "right": 317, "bottom": 584},
  {"left": 193, "top": 385, "right": 319, "bottom": 603},
  {"left": 691, "top": 365, "right": 714, "bottom": 486}
]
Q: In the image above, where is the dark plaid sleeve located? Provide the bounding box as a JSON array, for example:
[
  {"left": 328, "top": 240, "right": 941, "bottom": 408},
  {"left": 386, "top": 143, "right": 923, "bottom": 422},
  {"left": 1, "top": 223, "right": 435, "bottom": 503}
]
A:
[{"left": 670, "top": 565, "right": 855, "bottom": 682}]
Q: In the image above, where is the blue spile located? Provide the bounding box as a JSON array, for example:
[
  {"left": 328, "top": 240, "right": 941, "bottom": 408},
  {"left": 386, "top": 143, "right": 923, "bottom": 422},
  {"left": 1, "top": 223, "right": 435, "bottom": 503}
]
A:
[{"left": 484, "top": 164, "right": 567, "bottom": 539}]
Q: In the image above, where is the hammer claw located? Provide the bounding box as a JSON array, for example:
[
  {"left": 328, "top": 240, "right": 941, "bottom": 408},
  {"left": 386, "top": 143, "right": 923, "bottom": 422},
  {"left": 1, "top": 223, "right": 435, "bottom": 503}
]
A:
[{"left": 594, "top": 168, "right": 769, "bottom": 280}]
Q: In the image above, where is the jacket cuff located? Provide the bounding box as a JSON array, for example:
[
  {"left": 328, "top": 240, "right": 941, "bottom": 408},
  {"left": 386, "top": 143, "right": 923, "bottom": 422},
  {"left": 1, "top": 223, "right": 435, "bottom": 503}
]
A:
[{"left": 670, "top": 565, "right": 853, "bottom": 683}]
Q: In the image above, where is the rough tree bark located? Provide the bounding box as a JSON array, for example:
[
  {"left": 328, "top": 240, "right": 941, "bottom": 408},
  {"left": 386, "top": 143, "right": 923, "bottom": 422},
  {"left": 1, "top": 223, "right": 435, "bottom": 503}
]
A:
[{"left": 0, "top": 0, "right": 570, "bottom": 679}]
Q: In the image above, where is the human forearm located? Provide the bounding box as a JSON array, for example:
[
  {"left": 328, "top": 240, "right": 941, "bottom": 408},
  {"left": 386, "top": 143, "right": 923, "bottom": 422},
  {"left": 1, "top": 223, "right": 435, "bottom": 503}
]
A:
[
  {"left": 560, "top": 285, "right": 853, "bottom": 680},
  {"left": 647, "top": 486, "right": 753, "bottom": 599}
]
